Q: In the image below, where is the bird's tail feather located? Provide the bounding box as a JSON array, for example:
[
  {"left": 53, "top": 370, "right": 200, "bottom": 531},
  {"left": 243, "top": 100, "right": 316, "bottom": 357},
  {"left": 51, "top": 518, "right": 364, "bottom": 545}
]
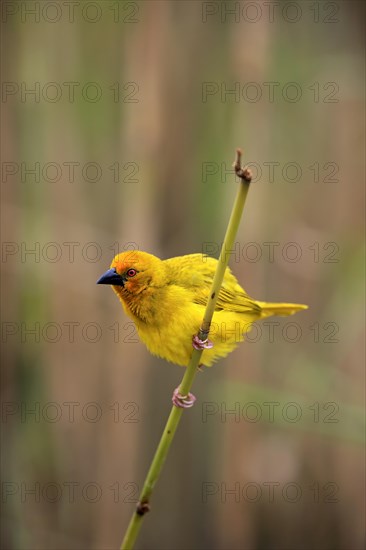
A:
[{"left": 257, "top": 302, "right": 308, "bottom": 318}]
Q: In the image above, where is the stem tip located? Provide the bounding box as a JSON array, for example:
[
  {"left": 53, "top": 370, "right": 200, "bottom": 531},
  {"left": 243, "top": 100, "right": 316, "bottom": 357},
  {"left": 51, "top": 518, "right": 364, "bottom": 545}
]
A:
[{"left": 233, "top": 148, "right": 252, "bottom": 183}]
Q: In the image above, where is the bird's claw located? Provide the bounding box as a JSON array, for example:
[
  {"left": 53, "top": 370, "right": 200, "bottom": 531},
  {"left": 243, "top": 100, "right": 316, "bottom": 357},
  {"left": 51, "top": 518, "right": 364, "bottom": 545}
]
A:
[
  {"left": 172, "top": 387, "right": 196, "bottom": 408},
  {"left": 192, "top": 335, "right": 214, "bottom": 350},
  {"left": 171, "top": 336, "right": 212, "bottom": 408}
]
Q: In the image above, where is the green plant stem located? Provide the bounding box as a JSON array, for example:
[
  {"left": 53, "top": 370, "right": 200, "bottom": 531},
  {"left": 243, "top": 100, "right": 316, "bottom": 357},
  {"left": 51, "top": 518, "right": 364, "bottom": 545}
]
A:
[{"left": 120, "top": 149, "right": 251, "bottom": 550}]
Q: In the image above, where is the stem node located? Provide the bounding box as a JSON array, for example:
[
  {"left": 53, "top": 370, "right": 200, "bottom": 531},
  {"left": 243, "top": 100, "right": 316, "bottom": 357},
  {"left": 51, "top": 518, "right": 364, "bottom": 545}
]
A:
[{"left": 136, "top": 501, "right": 151, "bottom": 516}]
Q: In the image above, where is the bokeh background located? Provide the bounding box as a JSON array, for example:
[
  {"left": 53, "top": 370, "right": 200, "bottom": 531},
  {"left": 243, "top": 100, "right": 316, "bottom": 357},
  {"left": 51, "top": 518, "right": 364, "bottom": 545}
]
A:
[{"left": 1, "top": 1, "right": 365, "bottom": 549}]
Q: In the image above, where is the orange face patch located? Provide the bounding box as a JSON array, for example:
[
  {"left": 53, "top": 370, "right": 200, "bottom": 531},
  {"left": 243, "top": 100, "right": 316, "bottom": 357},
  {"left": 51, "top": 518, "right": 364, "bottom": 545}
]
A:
[
  {"left": 111, "top": 258, "right": 131, "bottom": 275},
  {"left": 110, "top": 251, "right": 146, "bottom": 275}
]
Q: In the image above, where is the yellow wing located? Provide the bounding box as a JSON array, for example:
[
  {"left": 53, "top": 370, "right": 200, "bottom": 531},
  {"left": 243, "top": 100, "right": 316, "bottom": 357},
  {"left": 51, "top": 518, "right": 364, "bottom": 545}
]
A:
[
  {"left": 163, "top": 254, "right": 307, "bottom": 317},
  {"left": 163, "top": 254, "right": 261, "bottom": 314}
]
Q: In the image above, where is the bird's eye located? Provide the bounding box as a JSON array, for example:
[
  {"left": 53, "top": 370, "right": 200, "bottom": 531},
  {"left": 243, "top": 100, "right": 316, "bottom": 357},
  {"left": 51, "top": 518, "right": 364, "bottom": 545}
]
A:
[{"left": 127, "top": 269, "right": 137, "bottom": 277}]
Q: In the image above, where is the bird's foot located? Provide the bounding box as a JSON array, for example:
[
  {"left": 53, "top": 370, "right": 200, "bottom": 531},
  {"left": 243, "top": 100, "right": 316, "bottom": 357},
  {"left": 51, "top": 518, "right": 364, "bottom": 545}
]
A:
[
  {"left": 172, "top": 387, "right": 196, "bottom": 409},
  {"left": 192, "top": 335, "right": 214, "bottom": 351}
]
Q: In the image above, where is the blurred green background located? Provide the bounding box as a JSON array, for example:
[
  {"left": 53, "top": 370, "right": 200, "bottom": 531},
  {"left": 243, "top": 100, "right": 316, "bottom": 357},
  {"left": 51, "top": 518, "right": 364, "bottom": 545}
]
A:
[{"left": 1, "top": 1, "right": 365, "bottom": 549}]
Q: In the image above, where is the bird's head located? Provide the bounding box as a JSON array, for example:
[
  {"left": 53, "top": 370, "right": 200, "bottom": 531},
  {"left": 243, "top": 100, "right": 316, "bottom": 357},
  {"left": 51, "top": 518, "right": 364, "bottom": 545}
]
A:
[{"left": 97, "top": 251, "right": 165, "bottom": 301}]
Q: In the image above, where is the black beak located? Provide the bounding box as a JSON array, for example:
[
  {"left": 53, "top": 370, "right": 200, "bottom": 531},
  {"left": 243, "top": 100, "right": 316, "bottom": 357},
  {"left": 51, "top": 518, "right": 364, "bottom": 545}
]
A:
[{"left": 97, "top": 268, "right": 125, "bottom": 286}]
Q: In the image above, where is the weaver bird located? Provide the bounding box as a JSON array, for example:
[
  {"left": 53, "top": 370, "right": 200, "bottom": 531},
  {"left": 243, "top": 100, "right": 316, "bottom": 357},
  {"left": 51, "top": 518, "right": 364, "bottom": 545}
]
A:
[{"left": 97, "top": 251, "right": 307, "bottom": 407}]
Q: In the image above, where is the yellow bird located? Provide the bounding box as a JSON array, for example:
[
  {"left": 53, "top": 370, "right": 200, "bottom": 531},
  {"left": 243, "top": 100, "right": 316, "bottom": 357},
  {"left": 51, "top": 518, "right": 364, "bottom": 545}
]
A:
[{"left": 97, "top": 251, "right": 307, "bottom": 379}]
